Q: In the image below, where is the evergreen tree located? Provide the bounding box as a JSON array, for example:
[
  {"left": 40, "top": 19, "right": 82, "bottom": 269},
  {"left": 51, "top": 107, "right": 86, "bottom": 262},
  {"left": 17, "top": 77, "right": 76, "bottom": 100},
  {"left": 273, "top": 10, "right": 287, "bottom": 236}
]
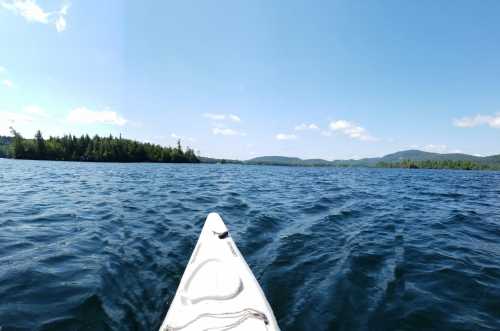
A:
[
  {"left": 7, "top": 129, "right": 200, "bottom": 163},
  {"left": 10, "top": 127, "right": 26, "bottom": 159},
  {"left": 35, "top": 130, "right": 46, "bottom": 159}
]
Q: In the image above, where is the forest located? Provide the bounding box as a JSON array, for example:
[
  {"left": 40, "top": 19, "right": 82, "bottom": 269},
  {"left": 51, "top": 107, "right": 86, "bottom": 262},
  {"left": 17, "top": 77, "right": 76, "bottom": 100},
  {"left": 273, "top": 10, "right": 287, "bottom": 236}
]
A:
[
  {"left": 376, "top": 160, "right": 498, "bottom": 171},
  {"left": 3, "top": 129, "right": 199, "bottom": 163}
]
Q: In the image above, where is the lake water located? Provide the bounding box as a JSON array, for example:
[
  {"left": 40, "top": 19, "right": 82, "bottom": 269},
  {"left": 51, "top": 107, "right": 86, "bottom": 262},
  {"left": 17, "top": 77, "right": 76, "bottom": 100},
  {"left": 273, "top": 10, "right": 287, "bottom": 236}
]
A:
[{"left": 1, "top": 159, "right": 499, "bottom": 331}]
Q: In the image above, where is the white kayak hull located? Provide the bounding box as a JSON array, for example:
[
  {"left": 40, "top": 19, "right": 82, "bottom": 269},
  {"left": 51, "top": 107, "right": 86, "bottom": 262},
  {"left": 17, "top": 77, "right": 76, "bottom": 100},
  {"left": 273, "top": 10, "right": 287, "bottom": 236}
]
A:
[{"left": 160, "top": 213, "right": 280, "bottom": 331}]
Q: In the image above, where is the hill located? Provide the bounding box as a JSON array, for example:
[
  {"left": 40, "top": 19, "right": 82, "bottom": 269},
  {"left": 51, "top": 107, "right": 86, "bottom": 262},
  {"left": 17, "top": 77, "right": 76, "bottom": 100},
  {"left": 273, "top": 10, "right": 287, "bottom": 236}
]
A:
[
  {"left": 375, "top": 150, "right": 500, "bottom": 167},
  {"left": 198, "top": 156, "right": 243, "bottom": 164},
  {"left": 243, "top": 150, "right": 500, "bottom": 169},
  {"left": 247, "top": 156, "right": 338, "bottom": 166},
  {"left": 377, "top": 150, "right": 480, "bottom": 163},
  {"left": 246, "top": 156, "right": 305, "bottom": 166}
]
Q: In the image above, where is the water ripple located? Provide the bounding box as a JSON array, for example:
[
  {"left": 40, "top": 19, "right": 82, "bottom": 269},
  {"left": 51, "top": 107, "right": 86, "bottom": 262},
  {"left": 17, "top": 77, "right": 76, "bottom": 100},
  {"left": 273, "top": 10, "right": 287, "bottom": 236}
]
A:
[{"left": 1, "top": 160, "right": 499, "bottom": 330}]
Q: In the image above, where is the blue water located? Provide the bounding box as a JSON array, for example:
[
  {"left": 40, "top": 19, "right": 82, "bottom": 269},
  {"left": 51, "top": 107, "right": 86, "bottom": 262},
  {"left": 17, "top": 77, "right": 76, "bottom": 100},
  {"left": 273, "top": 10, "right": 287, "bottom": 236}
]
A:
[{"left": 1, "top": 159, "right": 500, "bottom": 331}]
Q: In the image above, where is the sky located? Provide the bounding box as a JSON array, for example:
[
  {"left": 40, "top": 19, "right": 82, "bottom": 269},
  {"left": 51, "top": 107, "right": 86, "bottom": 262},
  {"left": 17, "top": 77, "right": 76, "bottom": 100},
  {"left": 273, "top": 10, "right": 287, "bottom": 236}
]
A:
[{"left": 1, "top": 0, "right": 500, "bottom": 160}]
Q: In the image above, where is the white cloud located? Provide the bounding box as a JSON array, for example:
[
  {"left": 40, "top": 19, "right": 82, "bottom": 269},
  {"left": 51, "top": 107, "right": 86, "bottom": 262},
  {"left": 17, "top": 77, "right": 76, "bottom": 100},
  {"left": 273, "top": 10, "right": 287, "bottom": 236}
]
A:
[
  {"left": 212, "top": 127, "right": 245, "bottom": 136},
  {"left": 453, "top": 113, "right": 500, "bottom": 129},
  {"left": 55, "top": 13, "right": 66, "bottom": 32},
  {"left": 295, "top": 123, "right": 319, "bottom": 131},
  {"left": 1, "top": 0, "right": 48, "bottom": 22},
  {"left": 0, "top": 111, "right": 33, "bottom": 124},
  {"left": 203, "top": 113, "right": 241, "bottom": 122},
  {"left": 0, "top": 111, "right": 34, "bottom": 135},
  {"left": 205, "top": 114, "right": 244, "bottom": 137},
  {"left": 329, "top": 120, "right": 377, "bottom": 141},
  {"left": 67, "top": 107, "right": 127, "bottom": 126},
  {"left": 3, "top": 79, "right": 13, "bottom": 88},
  {"left": 1, "top": 0, "right": 70, "bottom": 32},
  {"left": 213, "top": 128, "right": 236, "bottom": 136},
  {"left": 23, "top": 105, "right": 47, "bottom": 117},
  {"left": 275, "top": 133, "right": 297, "bottom": 141},
  {"left": 0, "top": 106, "right": 57, "bottom": 136},
  {"left": 203, "top": 113, "right": 226, "bottom": 121},
  {"left": 55, "top": 2, "right": 69, "bottom": 31},
  {"left": 422, "top": 144, "right": 448, "bottom": 153}
]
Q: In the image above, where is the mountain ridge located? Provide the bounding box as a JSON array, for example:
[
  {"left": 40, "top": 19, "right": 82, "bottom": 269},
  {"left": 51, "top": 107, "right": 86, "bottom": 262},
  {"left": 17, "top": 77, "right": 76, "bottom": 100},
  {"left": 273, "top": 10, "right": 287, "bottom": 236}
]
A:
[{"left": 245, "top": 150, "right": 500, "bottom": 167}]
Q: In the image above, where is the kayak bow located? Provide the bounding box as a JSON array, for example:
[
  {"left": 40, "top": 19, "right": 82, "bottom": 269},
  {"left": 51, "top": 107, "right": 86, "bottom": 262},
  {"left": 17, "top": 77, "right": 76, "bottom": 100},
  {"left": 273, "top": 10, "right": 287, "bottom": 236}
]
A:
[{"left": 160, "top": 213, "right": 280, "bottom": 331}]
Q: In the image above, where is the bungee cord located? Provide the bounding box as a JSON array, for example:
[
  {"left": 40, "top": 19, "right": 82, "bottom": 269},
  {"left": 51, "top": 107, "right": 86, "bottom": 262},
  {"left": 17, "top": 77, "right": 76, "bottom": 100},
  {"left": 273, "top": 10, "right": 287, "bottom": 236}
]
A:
[{"left": 164, "top": 308, "right": 269, "bottom": 331}]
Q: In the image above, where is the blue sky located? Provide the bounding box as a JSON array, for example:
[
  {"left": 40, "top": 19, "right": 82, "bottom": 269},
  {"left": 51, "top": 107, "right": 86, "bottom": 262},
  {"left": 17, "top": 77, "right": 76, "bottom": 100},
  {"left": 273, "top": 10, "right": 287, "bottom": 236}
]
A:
[{"left": 1, "top": 0, "right": 500, "bottom": 160}]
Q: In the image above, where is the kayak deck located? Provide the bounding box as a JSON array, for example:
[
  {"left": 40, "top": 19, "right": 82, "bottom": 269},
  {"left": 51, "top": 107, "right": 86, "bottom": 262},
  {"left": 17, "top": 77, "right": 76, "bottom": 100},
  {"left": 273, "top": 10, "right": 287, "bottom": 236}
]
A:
[{"left": 160, "top": 213, "right": 280, "bottom": 331}]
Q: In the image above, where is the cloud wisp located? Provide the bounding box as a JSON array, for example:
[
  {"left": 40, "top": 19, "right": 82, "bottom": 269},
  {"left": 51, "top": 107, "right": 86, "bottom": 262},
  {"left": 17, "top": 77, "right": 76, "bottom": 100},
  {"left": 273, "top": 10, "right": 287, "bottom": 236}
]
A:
[
  {"left": 0, "top": 111, "right": 33, "bottom": 124},
  {"left": 1, "top": 0, "right": 70, "bottom": 32},
  {"left": 2, "top": 79, "right": 13, "bottom": 88},
  {"left": 212, "top": 128, "right": 245, "bottom": 136},
  {"left": 228, "top": 114, "right": 241, "bottom": 123},
  {"left": 329, "top": 120, "right": 377, "bottom": 141},
  {"left": 453, "top": 113, "right": 500, "bottom": 129},
  {"left": 0, "top": 111, "right": 34, "bottom": 135},
  {"left": 275, "top": 133, "right": 297, "bottom": 141},
  {"left": 67, "top": 107, "right": 127, "bottom": 126},
  {"left": 294, "top": 123, "right": 319, "bottom": 131},
  {"left": 203, "top": 113, "right": 241, "bottom": 123},
  {"left": 23, "top": 105, "right": 47, "bottom": 117},
  {"left": 204, "top": 113, "right": 244, "bottom": 137},
  {"left": 0, "top": 104, "right": 50, "bottom": 127}
]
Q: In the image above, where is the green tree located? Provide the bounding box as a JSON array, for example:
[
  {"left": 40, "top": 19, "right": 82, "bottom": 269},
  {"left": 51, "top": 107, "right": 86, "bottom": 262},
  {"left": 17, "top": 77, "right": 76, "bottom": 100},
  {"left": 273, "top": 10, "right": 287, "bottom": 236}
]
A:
[
  {"left": 35, "top": 130, "right": 46, "bottom": 159},
  {"left": 6, "top": 129, "right": 200, "bottom": 163},
  {"left": 10, "top": 127, "right": 26, "bottom": 159}
]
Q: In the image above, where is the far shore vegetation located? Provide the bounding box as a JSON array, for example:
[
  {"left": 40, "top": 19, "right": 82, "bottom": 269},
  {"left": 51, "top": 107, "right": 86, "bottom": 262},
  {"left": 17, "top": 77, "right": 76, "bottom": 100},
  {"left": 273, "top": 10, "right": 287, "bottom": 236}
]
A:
[
  {"left": 376, "top": 160, "right": 497, "bottom": 171},
  {"left": 1, "top": 128, "right": 199, "bottom": 163},
  {"left": 1, "top": 129, "right": 499, "bottom": 170}
]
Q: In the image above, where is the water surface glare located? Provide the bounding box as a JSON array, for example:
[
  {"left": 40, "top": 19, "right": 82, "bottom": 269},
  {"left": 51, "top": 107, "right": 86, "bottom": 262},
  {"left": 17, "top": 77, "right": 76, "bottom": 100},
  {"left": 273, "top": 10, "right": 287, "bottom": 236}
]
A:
[{"left": 1, "top": 159, "right": 500, "bottom": 330}]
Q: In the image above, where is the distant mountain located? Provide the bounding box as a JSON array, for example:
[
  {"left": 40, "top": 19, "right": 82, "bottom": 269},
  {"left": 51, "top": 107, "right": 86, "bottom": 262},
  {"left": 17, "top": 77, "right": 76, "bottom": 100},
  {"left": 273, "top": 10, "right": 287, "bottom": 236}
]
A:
[
  {"left": 301, "top": 158, "right": 334, "bottom": 166},
  {"left": 243, "top": 150, "right": 500, "bottom": 168},
  {"left": 198, "top": 156, "right": 243, "bottom": 164},
  {"left": 246, "top": 155, "right": 372, "bottom": 166},
  {"left": 376, "top": 150, "right": 500, "bottom": 166},
  {"left": 246, "top": 156, "right": 306, "bottom": 165},
  {"left": 247, "top": 156, "right": 335, "bottom": 166},
  {"left": 378, "top": 150, "right": 477, "bottom": 162}
]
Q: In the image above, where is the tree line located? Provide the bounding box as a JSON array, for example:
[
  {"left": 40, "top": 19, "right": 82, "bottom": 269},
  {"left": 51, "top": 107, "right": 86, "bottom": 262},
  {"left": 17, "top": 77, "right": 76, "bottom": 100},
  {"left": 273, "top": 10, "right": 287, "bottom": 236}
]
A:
[
  {"left": 5, "top": 128, "right": 199, "bottom": 163},
  {"left": 0, "top": 136, "right": 12, "bottom": 158},
  {"left": 376, "top": 160, "right": 498, "bottom": 171}
]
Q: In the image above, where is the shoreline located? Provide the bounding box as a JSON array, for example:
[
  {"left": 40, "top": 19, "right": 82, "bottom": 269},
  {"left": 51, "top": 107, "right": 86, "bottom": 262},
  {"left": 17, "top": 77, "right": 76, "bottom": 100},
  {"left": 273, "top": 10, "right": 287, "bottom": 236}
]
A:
[{"left": 2, "top": 157, "right": 499, "bottom": 171}]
